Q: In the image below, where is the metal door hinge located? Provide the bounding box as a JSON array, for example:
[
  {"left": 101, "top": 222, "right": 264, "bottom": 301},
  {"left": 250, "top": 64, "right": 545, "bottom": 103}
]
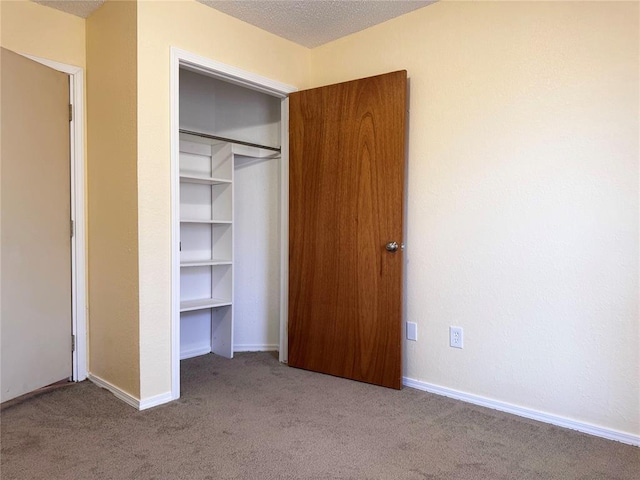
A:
[
  {"left": 69, "top": 104, "right": 73, "bottom": 122},
  {"left": 72, "top": 334, "right": 76, "bottom": 352},
  {"left": 70, "top": 219, "right": 75, "bottom": 237}
]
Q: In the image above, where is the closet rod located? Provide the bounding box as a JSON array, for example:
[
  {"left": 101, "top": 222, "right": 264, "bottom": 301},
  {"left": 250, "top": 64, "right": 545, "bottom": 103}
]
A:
[{"left": 179, "top": 129, "right": 281, "bottom": 153}]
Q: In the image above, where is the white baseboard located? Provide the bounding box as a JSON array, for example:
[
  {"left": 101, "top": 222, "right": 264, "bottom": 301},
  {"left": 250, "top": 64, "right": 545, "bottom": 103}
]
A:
[
  {"left": 89, "top": 373, "right": 173, "bottom": 411},
  {"left": 139, "top": 391, "right": 173, "bottom": 411},
  {"left": 403, "top": 377, "right": 639, "bottom": 446},
  {"left": 180, "top": 345, "right": 211, "bottom": 360},
  {"left": 88, "top": 373, "right": 139, "bottom": 410},
  {"left": 234, "top": 344, "right": 279, "bottom": 352}
]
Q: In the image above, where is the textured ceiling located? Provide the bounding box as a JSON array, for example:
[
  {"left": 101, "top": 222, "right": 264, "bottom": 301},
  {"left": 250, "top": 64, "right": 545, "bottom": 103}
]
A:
[
  {"left": 33, "top": 1, "right": 106, "bottom": 18},
  {"left": 32, "top": 0, "right": 434, "bottom": 48},
  {"left": 197, "top": 1, "right": 435, "bottom": 48}
]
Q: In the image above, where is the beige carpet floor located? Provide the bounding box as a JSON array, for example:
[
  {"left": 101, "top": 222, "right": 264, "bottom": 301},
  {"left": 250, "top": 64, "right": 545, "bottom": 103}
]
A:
[{"left": 1, "top": 352, "right": 638, "bottom": 479}]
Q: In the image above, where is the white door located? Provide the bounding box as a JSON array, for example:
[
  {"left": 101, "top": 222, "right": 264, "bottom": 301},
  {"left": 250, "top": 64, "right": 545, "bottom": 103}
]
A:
[{"left": 1, "top": 48, "right": 72, "bottom": 403}]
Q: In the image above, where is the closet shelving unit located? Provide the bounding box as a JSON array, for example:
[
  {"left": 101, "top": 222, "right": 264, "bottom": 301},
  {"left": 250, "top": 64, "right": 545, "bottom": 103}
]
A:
[{"left": 178, "top": 129, "right": 280, "bottom": 360}]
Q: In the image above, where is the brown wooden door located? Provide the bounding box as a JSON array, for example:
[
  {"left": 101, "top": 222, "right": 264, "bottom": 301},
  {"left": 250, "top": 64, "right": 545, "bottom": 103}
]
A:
[
  {"left": 288, "top": 71, "right": 407, "bottom": 389},
  {"left": 1, "top": 48, "right": 72, "bottom": 402}
]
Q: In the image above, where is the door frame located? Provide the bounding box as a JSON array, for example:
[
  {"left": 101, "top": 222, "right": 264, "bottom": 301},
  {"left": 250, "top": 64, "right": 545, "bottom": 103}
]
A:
[
  {"left": 20, "top": 53, "right": 87, "bottom": 382},
  {"left": 169, "top": 47, "right": 297, "bottom": 400}
]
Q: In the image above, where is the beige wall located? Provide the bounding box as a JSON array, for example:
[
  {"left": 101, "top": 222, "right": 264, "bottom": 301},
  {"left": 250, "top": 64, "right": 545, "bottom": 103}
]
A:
[
  {"left": 311, "top": 1, "right": 639, "bottom": 435},
  {"left": 136, "top": 0, "right": 310, "bottom": 399},
  {"left": 0, "top": 0, "right": 85, "bottom": 67},
  {"left": 87, "top": 0, "right": 140, "bottom": 397}
]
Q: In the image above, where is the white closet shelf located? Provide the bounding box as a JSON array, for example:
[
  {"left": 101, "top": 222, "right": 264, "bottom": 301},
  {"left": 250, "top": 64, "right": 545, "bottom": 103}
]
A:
[
  {"left": 180, "top": 175, "right": 231, "bottom": 185},
  {"left": 232, "top": 144, "right": 280, "bottom": 160},
  {"left": 180, "top": 219, "right": 232, "bottom": 224},
  {"left": 180, "top": 259, "right": 232, "bottom": 267},
  {"left": 180, "top": 298, "right": 232, "bottom": 312}
]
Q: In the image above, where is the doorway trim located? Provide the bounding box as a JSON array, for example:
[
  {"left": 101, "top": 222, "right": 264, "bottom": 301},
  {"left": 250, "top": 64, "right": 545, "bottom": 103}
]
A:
[
  {"left": 170, "top": 47, "right": 296, "bottom": 400},
  {"left": 22, "top": 53, "right": 87, "bottom": 382}
]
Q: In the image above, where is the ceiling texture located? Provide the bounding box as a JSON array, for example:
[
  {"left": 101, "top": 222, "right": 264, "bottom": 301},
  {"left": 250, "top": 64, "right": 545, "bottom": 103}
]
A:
[
  {"left": 34, "top": 0, "right": 107, "bottom": 19},
  {"left": 33, "top": 0, "right": 435, "bottom": 48}
]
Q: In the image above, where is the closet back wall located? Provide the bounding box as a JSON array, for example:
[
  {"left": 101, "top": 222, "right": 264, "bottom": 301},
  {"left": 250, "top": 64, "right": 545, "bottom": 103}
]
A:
[
  {"left": 234, "top": 154, "right": 280, "bottom": 352},
  {"left": 180, "top": 69, "right": 281, "bottom": 148}
]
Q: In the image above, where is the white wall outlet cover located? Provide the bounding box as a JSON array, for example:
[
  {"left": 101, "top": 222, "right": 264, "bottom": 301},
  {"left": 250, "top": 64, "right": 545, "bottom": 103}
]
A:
[
  {"left": 450, "top": 326, "right": 463, "bottom": 349},
  {"left": 406, "top": 322, "right": 417, "bottom": 341}
]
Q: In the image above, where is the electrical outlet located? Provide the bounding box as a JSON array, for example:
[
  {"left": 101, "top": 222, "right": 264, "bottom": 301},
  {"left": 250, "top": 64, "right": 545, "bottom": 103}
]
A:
[
  {"left": 406, "top": 322, "right": 417, "bottom": 341},
  {"left": 450, "top": 326, "right": 463, "bottom": 349}
]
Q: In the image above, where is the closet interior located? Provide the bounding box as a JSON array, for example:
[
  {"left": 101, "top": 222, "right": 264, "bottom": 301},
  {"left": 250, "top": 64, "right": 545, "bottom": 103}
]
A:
[{"left": 178, "top": 67, "right": 283, "bottom": 362}]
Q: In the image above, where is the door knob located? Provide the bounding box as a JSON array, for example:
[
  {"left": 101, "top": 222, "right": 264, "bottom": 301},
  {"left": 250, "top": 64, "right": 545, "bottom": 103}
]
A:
[{"left": 385, "top": 241, "right": 399, "bottom": 252}]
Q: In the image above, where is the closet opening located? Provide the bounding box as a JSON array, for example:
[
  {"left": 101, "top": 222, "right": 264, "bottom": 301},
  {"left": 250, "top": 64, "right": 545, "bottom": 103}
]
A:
[{"left": 171, "top": 48, "right": 296, "bottom": 400}]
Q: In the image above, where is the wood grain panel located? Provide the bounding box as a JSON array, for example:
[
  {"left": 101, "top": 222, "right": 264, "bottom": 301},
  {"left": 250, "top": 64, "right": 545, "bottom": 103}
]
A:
[{"left": 288, "top": 71, "right": 407, "bottom": 389}]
